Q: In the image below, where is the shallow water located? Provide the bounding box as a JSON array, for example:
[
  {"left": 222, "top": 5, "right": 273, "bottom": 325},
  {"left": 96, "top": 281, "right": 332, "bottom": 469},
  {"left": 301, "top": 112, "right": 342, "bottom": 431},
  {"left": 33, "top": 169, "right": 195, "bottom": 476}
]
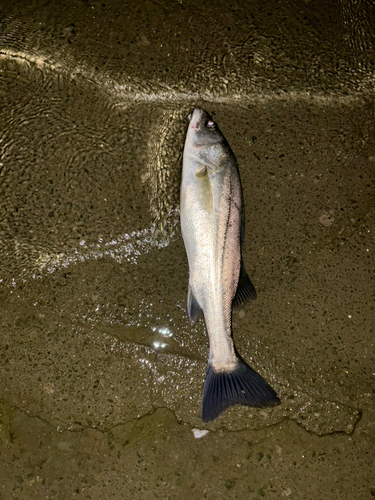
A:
[{"left": 0, "top": 0, "right": 374, "bottom": 498}]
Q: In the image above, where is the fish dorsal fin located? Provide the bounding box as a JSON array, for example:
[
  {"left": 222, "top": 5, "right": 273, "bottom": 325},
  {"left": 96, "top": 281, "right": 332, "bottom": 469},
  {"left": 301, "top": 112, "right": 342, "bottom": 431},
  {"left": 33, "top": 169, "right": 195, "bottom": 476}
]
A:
[
  {"left": 233, "top": 261, "right": 257, "bottom": 308},
  {"left": 187, "top": 285, "right": 203, "bottom": 324}
]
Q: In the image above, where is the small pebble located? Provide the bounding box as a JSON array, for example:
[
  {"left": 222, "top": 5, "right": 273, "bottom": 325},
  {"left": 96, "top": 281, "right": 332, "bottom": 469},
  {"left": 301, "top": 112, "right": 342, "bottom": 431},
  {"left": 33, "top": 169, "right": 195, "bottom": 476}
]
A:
[{"left": 192, "top": 428, "right": 209, "bottom": 439}]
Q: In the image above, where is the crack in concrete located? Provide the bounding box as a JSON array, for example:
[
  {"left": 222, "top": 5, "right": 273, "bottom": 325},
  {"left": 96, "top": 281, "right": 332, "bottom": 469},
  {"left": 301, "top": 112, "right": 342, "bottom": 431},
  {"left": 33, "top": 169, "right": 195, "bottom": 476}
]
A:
[{"left": 0, "top": 398, "right": 364, "bottom": 438}]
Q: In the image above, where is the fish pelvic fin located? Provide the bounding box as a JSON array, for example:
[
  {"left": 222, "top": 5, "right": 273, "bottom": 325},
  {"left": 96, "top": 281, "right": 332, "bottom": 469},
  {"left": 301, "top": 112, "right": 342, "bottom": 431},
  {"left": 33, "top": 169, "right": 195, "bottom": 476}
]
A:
[
  {"left": 201, "top": 358, "right": 280, "bottom": 423},
  {"left": 187, "top": 285, "right": 203, "bottom": 324}
]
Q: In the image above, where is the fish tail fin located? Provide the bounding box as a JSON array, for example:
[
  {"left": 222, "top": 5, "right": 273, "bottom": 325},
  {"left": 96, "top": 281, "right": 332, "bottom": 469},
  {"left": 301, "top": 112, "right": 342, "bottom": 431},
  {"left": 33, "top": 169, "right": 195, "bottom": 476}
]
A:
[{"left": 201, "top": 358, "right": 280, "bottom": 423}]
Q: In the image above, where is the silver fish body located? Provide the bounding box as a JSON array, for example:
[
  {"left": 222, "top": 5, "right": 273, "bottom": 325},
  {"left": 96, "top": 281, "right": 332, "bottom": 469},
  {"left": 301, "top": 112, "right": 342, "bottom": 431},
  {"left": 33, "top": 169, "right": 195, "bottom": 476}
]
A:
[{"left": 180, "top": 107, "right": 279, "bottom": 422}]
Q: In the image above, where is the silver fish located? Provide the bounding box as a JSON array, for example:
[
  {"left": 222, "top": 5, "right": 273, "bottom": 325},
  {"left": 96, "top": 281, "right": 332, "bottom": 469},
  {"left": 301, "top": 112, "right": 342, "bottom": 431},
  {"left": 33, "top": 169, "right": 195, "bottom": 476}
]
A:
[{"left": 180, "top": 107, "right": 280, "bottom": 422}]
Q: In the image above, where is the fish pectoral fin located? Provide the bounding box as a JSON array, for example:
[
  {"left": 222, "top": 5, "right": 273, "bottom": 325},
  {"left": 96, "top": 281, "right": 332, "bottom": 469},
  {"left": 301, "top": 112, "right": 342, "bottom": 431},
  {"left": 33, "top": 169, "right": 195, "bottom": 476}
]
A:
[
  {"left": 187, "top": 285, "right": 203, "bottom": 325},
  {"left": 195, "top": 166, "right": 207, "bottom": 178},
  {"left": 201, "top": 359, "right": 280, "bottom": 423},
  {"left": 232, "top": 260, "right": 257, "bottom": 308}
]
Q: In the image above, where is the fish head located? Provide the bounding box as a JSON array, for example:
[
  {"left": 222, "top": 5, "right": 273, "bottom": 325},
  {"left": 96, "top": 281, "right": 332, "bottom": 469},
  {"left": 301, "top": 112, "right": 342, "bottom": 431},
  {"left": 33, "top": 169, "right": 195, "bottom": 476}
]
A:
[
  {"left": 184, "top": 108, "right": 234, "bottom": 175},
  {"left": 187, "top": 107, "right": 223, "bottom": 147}
]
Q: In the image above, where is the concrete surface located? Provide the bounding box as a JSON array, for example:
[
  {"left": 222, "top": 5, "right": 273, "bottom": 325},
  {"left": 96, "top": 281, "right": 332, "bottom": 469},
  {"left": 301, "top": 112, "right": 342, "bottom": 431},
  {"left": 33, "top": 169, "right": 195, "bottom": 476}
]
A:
[{"left": 0, "top": 0, "right": 374, "bottom": 498}]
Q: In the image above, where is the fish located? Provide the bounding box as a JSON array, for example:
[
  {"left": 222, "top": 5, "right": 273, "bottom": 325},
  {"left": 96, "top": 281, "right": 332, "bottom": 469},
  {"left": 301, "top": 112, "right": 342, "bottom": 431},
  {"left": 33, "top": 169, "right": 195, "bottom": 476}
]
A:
[{"left": 180, "top": 107, "right": 280, "bottom": 423}]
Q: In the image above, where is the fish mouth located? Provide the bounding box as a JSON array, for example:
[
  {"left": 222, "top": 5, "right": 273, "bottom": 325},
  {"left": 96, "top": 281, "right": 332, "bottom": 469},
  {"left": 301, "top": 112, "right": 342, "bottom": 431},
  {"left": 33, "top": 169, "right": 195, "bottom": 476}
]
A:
[{"left": 189, "top": 107, "right": 204, "bottom": 130}]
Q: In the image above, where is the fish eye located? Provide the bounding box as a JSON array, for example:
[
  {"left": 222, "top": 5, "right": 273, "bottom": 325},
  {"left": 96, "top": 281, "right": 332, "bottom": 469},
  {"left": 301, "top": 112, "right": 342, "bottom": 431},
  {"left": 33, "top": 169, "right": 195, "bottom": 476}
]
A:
[{"left": 206, "top": 120, "right": 215, "bottom": 129}]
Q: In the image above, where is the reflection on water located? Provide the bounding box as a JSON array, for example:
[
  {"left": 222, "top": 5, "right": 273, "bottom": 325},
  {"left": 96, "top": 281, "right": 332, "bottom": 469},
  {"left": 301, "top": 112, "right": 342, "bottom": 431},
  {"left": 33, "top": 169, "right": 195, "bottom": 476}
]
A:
[{"left": 33, "top": 210, "right": 179, "bottom": 276}]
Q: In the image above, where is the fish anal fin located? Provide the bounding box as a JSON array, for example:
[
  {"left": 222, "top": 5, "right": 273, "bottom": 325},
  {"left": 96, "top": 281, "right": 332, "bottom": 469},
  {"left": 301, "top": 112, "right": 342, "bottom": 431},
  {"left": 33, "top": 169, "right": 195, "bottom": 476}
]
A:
[
  {"left": 187, "top": 285, "right": 203, "bottom": 325},
  {"left": 233, "top": 261, "right": 257, "bottom": 308},
  {"left": 201, "top": 359, "right": 280, "bottom": 423}
]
